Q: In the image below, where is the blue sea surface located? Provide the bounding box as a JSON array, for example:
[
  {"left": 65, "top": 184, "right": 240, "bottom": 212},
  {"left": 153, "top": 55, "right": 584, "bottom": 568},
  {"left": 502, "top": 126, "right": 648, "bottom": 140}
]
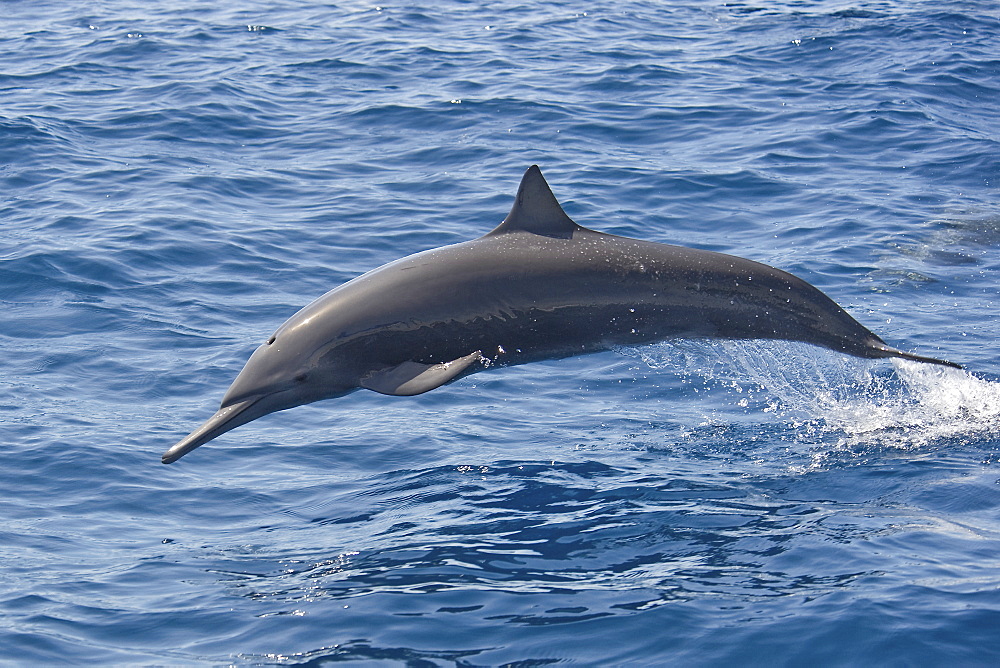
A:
[{"left": 2, "top": 0, "right": 1000, "bottom": 664}]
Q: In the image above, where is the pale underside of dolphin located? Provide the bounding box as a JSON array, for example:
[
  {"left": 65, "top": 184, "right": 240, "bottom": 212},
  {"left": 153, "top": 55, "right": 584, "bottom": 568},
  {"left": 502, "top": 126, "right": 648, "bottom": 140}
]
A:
[{"left": 162, "top": 165, "right": 959, "bottom": 464}]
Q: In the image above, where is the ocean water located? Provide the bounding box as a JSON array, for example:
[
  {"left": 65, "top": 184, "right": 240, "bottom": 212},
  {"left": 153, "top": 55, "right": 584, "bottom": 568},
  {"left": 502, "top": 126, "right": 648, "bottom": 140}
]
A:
[{"left": 2, "top": 0, "right": 999, "bottom": 664}]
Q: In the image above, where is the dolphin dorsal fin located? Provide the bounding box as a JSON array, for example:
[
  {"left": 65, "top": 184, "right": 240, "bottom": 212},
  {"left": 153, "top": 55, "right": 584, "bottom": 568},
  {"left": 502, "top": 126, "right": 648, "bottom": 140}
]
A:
[{"left": 487, "top": 165, "right": 580, "bottom": 239}]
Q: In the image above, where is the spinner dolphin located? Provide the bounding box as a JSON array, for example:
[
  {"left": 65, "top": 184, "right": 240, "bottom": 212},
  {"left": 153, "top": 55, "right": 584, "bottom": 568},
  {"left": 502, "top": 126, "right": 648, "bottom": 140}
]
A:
[{"left": 162, "top": 166, "right": 958, "bottom": 463}]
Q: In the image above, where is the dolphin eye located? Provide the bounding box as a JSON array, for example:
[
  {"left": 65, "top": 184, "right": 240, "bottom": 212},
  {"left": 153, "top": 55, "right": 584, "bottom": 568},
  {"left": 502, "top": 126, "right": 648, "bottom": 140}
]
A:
[
  {"left": 266, "top": 335, "right": 276, "bottom": 345},
  {"left": 294, "top": 373, "right": 307, "bottom": 383}
]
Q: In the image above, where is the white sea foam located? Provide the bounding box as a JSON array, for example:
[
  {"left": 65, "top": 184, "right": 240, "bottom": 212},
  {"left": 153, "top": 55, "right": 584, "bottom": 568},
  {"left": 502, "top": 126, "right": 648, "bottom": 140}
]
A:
[{"left": 621, "top": 339, "right": 1000, "bottom": 454}]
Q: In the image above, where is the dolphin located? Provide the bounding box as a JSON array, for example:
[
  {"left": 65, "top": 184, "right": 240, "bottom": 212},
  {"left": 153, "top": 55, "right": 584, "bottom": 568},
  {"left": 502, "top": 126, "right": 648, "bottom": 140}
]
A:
[{"left": 162, "top": 165, "right": 959, "bottom": 464}]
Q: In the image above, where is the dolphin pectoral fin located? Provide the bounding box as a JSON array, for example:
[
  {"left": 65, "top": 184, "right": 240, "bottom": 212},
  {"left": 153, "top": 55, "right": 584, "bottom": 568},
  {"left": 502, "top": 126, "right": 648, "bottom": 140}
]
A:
[{"left": 360, "top": 351, "right": 483, "bottom": 396}]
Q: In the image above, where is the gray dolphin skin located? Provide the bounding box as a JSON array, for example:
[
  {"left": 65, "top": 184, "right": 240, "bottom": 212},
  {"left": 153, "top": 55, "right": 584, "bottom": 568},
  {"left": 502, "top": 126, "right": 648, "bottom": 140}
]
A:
[{"left": 162, "top": 165, "right": 959, "bottom": 464}]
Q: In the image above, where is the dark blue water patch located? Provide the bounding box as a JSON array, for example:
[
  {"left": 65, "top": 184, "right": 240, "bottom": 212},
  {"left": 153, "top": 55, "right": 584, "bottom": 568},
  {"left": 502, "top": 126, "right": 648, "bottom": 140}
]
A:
[{"left": 0, "top": 253, "right": 139, "bottom": 305}]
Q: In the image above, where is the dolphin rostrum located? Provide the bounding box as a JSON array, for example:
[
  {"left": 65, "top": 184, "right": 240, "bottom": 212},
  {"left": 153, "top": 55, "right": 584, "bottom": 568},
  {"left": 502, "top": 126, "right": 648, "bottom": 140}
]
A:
[{"left": 162, "top": 165, "right": 959, "bottom": 464}]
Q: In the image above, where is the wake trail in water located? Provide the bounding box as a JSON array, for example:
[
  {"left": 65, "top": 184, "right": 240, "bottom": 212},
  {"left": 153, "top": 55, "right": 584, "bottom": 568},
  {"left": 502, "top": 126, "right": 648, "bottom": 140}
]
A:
[{"left": 621, "top": 340, "right": 1000, "bottom": 452}]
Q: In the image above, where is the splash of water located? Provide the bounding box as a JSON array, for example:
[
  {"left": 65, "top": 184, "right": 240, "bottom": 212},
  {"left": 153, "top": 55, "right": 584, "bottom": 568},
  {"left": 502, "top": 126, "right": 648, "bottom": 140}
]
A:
[{"left": 619, "top": 339, "right": 1000, "bottom": 453}]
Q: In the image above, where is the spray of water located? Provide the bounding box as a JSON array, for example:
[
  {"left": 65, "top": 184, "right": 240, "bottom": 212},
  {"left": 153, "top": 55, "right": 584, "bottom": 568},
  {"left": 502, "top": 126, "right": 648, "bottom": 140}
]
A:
[{"left": 619, "top": 339, "right": 1000, "bottom": 455}]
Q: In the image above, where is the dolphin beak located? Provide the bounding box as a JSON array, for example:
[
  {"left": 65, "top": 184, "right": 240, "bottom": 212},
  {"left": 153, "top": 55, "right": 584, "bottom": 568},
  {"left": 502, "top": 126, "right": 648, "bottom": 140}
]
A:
[{"left": 161, "top": 397, "right": 261, "bottom": 464}]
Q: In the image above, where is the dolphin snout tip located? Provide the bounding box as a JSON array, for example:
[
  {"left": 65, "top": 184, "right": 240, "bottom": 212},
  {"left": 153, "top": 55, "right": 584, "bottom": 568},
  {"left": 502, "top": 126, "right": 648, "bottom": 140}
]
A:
[
  {"left": 161, "top": 438, "right": 199, "bottom": 464},
  {"left": 161, "top": 397, "right": 263, "bottom": 464},
  {"left": 161, "top": 447, "right": 183, "bottom": 465}
]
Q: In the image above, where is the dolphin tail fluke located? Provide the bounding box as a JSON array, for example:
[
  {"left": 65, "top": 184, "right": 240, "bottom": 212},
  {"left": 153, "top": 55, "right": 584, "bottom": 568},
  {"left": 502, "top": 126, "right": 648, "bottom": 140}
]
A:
[{"left": 874, "top": 344, "right": 962, "bottom": 370}]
